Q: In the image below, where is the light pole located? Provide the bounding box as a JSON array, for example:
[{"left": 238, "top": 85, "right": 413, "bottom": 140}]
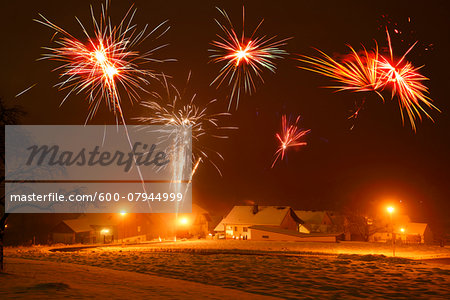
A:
[
  {"left": 387, "top": 206, "right": 395, "bottom": 257},
  {"left": 176, "top": 217, "right": 189, "bottom": 240},
  {"left": 101, "top": 228, "right": 110, "bottom": 244},
  {"left": 400, "top": 227, "right": 405, "bottom": 244},
  {"left": 120, "top": 211, "right": 127, "bottom": 243}
]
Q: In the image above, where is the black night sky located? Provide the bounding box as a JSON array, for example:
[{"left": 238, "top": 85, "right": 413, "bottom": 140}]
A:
[{"left": 1, "top": 0, "right": 449, "bottom": 225}]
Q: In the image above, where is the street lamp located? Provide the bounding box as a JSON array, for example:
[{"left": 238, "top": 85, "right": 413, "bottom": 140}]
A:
[
  {"left": 400, "top": 227, "right": 406, "bottom": 244},
  {"left": 179, "top": 217, "right": 189, "bottom": 225},
  {"left": 101, "top": 228, "right": 110, "bottom": 244},
  {"left": 119, "top": 211, "right": 127, "bottom": 243},
  {"left": 386, "top": 206, "right": 395, "bottom": 257},
  {"left": 175, "top": 217, "right": 189, "bottom": 241},
  {"left": 387, "top": 206, "right": 394, "bottom": 214}
]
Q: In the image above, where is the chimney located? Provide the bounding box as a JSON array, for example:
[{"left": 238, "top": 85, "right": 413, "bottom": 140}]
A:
[{"left": 252, "top": 204, "right": 259, "bottom": 214}]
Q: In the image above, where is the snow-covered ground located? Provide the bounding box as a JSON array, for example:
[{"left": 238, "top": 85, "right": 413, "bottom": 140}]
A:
[
  {"left": 4, "top": 240, "right": 450, "bottom": 299},
  {"left": 1, "top": 258, "right": 276, "bottom": 299},
  {"left": 104, "top": 240, "right": 450, "bottom": 259}
]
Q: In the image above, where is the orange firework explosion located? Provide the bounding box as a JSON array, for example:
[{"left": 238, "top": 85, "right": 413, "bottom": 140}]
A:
[
  {"left": 300, "top": 44, "right": 383, "bottom": 97},
  {"left": 272, "top": 115, "right": 310, "bottom": 168},
  {"left": 210, "top": 7, "right": 290, "bottom": 109},
  {"left": 299, "top": 30, "right": 439, "bottom": 131},
  {"left": 376, "top": 30, "right": 439, "bottom": 131},
  {"left": 36, "top": 1, "right": 171, "bottom": 122}
]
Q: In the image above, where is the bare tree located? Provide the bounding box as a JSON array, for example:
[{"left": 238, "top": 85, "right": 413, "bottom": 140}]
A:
[{"left": 0, "top": 97, "right": 26, "bottom": 271}]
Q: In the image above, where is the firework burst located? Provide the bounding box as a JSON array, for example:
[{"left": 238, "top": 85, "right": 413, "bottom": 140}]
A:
[
  {"left": 376, "top": 31, "right": 438, "bottom": 131},
  {"left": 299, "top": 44, "right": 383, "bottom": 97},
  {"left": 209, "top": 7, "right": 290, "bottom": 110},
  {"left": 137, "top": 74, "right": 236, "bottom": 176},
  {"left": 36, "top": 1, "right": 171, "bottom": 123},
  {"left": 271, "top": 115, "right": 310, "bottom": 168},
  {"left": 299, "top": 30, "right": 439, "bottom": 131}
]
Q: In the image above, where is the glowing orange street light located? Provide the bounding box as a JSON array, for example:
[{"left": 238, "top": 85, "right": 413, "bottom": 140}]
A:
[
  {"left": 179, "top": 217, "right": 189, "bottom": 225},
  {"left": 386, "top": 206, "right": 396, "bottom": 257},
  {"left": 400, "top": 228, "right": 405, "bottom": 233},
  {"left": 119, "top": 211, "right": 127, "bottom": 243},
  {"left": 101, "top": 228, "right": 110, "bottom": 244}
]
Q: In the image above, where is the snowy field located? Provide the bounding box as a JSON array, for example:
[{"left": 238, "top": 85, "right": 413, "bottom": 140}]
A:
[
  {"left": 3, "top": 240, "right": 450, "bottom": 299},
  {"left": 1, "top": 258, "right": 274, "bottom": 299},
  {"left": 104, "top": 240, "right": 450, "bottom": 259}
]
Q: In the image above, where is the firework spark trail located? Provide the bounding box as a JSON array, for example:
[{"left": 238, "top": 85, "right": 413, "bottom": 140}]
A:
[
  {"left": 209, "top": 7, "right": 290, "bottom": 110},
  {"left": 299, "top": 44, "right": 384, "bottom": 98},
  {"left": 349, "top": 99, "right": 366, "bottom": 120},
  {"left": 299, "top": 30, "right": 439, "bottom": 131},
  {"left": 15, "top": 84, "right": 37, "bottom": 98},
  {"left": 138, "top": 74, "right": 235, "bottom": 213},
  {"left": 348, "top": 99, "right": 366, "bottom": 131},
  {"left": 36, "top": 1, "right": 172, "bottom": 211},
  {"left": 271, "top": 115, "right": 310, "bottom": 168}
]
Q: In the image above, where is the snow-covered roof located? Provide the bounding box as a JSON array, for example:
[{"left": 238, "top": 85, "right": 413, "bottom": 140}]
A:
[
  {"left": 405, "top": 223, "right": 429, "bottom": 235},
  {"left": 62, "top": 215, "right": 117, "bottom": 233},
  {"left": 214, "top": 206, "right": 301, "bottom": 231},
  {"left": 294, "top": 211, "right": 328, "bottom": 224},
  {"left": 192, "top": 203, "right": 209, "bottom": 215},
  {"left": 62, "top": 219, "right": 93, "bottom": 233}
]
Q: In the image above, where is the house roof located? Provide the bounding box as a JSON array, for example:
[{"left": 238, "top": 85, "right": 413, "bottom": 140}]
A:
[
  {"left": 214, "top": 206, "right": 302, "bottom": 231},
  {"left": 294, "top": 210, "right": 329, "bottom": 224},
  {"left": 61, "top": 214, "right": 117, "bottom": 233},
  {"left": 405, "top": 223, "right": 429, "bottom": 235},
  {"left": 62, "top": 219, "right": 93, "bottom": 233},
  {"left": 327, "top": 212, "right": 346, "bottom": 226},
  {"left": 192, "top": 203, "right": 209, "bottom": 215}
]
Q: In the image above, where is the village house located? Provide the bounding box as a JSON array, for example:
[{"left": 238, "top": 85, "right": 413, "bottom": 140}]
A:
[
  {"left": 294, "top": 210, "right": 334, "bottom": 233},
  {"left": 51, "top": 213, "right": 167, "bottom": 244},
  {"left": 370, "top": 222, "right": 434, "bottom": 244},
  {"left": 51, "top": 204, "right": 214, "bottom": 244},
  {"left": 51, "top": 214, "right": 120, "bottom": 244},
  {"left": 175, "top": 204, "right": 213, "bottom": 238},
  {"left": 214, "top": 205, "right": 337, "bottom": 242}
]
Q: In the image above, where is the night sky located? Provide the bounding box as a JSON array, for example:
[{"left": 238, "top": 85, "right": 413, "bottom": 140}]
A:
[{"left": 1, "top": 0, "right": 449, "bottom": 225}]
